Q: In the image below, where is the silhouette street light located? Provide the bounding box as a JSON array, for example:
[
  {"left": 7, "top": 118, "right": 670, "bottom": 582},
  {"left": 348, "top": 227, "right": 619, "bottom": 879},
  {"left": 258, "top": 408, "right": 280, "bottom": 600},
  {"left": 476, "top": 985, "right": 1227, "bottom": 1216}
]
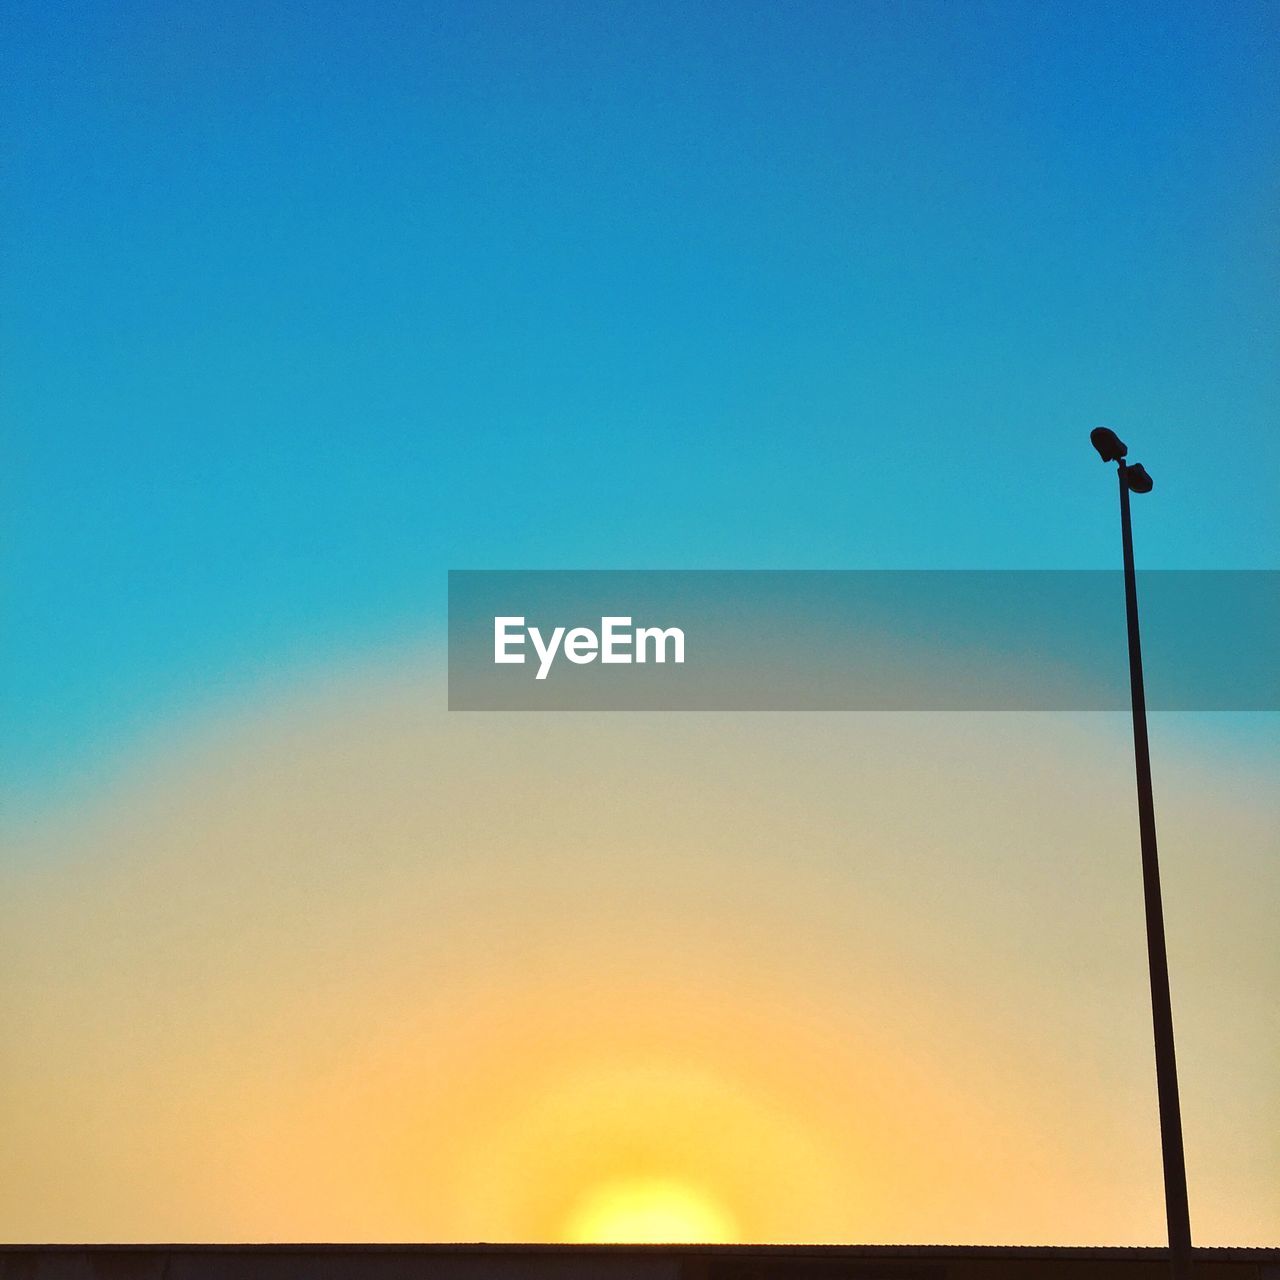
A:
[{"left": 1090, "top": 427, "right": 1192, "bottom": 1280}]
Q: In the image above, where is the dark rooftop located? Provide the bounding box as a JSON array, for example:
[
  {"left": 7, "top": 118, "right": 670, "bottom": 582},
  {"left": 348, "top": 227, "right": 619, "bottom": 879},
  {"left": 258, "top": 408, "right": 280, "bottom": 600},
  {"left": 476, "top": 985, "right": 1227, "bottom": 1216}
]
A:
[{"left": 2, "top": 1244, "right": 1279, "bottom": 1280}]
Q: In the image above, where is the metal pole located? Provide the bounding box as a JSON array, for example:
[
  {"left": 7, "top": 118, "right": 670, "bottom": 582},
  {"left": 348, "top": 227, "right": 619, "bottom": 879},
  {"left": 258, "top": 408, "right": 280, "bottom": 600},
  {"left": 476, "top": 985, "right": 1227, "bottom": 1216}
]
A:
[{"left": 1118, "top": 461, "right": 1193, "bottom": 1280}]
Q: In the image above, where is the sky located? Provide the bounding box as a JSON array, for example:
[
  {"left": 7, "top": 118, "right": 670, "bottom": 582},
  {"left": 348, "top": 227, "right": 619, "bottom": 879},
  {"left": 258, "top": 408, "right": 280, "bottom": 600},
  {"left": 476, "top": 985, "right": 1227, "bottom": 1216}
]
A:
[{"left": 2, "top": 0, "right": 1278, "bottom": 1248}]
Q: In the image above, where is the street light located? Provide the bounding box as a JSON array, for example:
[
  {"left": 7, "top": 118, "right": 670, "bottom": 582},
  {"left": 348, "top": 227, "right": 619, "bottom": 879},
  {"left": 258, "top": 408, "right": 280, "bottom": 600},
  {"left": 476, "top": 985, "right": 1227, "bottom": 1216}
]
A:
[{"left": 1091, "top": 427, "right": 1192, "bottom": 1280}]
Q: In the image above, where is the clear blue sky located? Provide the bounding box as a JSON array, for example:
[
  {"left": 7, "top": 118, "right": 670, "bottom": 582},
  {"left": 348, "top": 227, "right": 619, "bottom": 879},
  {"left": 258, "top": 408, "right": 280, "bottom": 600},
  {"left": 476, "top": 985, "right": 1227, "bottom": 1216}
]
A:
[{"left": 5, "top": 0, "right": 1278, "bottom": 798}]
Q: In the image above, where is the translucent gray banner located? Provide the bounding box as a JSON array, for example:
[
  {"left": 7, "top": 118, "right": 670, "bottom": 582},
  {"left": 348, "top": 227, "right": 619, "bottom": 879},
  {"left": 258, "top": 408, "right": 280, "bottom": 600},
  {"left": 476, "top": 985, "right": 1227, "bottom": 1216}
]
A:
[{"left": 447, "top": 571, "right": 1278, "bottom": 711}]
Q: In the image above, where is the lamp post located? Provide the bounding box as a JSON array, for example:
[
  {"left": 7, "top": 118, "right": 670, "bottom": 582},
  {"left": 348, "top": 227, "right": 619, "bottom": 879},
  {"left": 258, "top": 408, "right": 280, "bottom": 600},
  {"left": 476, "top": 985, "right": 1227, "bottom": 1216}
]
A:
[{"left": 1090, "top": 427, "right": 1192, "bottom": 1280}]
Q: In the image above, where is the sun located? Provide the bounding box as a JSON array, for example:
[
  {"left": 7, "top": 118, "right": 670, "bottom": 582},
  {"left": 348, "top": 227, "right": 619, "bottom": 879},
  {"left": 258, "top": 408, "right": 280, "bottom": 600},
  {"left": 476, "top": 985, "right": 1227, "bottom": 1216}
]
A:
[{"left": 561, "top": 1177, "right": 739, "bottom": 1244}]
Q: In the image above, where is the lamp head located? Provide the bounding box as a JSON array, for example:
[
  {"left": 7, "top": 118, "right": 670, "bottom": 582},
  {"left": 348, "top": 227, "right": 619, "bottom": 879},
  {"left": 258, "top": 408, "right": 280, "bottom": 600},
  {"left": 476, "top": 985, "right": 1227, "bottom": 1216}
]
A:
[
  {"left": 1125, "top": 463, "right": 1154, "bottom": 494},
  {"left": 1090, "top": 427, "right": 1128, "bottom": 463}
]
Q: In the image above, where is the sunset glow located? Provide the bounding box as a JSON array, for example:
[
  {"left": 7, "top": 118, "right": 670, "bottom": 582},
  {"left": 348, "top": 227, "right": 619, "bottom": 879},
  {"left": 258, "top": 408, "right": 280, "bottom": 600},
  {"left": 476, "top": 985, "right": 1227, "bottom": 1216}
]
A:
[
  {"left": 4, "top": 685, "right": 1276, "bottom": 1244},
  {"left": 562, "top": 1178, "right": 738, "bottom": 1243}
]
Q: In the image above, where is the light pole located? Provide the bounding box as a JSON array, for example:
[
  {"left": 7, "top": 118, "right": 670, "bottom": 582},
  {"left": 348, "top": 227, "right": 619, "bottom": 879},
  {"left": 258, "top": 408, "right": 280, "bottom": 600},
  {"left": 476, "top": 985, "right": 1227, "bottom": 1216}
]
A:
[{"left": 1090, "top": 427, "right": 1192, "bottom": 1280}]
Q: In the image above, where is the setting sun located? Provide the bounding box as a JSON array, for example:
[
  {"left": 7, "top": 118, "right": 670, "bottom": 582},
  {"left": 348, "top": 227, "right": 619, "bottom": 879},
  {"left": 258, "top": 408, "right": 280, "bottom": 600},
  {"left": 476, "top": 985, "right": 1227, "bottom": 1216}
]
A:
[{"left": 562, "top": 1178, "right": 739, "bottom": 1244}]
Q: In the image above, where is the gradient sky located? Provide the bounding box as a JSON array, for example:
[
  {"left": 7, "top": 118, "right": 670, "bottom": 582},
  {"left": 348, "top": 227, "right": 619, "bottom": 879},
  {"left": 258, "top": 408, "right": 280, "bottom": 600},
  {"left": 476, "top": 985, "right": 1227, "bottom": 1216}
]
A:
[{"left": 3, "top": 0, "right": 1278, "bottom": 1247}]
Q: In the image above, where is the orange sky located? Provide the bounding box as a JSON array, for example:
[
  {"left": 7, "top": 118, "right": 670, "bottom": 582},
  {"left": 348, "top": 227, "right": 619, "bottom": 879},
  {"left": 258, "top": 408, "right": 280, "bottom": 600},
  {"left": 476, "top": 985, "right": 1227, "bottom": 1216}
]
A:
[{"left": 2, "top": 661, "right": 1276, "bottom": 1244}]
